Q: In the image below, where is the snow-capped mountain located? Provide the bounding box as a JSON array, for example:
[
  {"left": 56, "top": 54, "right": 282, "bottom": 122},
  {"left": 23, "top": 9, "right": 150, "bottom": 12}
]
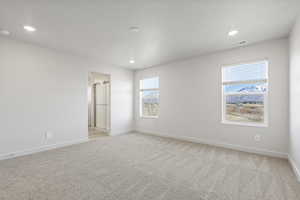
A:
[{"left": 238, "top": 85, "right": 267, "bottom": 93}]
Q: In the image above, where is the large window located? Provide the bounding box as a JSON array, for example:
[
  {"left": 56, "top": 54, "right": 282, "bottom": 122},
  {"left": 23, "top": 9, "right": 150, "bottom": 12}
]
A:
[
  {"left": 140, "top": 77, "right": 159, "bottom": 118},
  {"left": 222, "top": 60, "right": 268, "bottom": 126}
]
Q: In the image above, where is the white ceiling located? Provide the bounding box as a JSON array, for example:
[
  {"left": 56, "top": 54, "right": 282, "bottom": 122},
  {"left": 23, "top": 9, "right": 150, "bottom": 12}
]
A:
[{"left": 0, "top": 0, "right": 299, "bottom": 69}]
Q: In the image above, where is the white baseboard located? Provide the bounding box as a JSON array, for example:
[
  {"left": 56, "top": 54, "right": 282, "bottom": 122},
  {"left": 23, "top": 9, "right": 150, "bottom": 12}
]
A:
[
  {"left": 288, "top": 155, "right": 300, "bottom": 182},
  {"left": 137, "top": 130, "right": 288, "bottom": 159},
  {"left": 0, "top": 138, "right": 89, "bottom": 161},
  {"left": 0, "top": 130, "right": 133, "bottom": 161},
  {"left": 109, "top": 130, "right": 133, "bottom": 136}
]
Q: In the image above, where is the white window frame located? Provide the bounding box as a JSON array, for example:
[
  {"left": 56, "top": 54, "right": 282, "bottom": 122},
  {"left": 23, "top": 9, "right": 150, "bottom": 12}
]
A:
[
  {"left": 221, "top": 60, "right": 269, "bottom": 127},
  {"left": 139, "top": 77, "right": 159, "bottom": 119}
]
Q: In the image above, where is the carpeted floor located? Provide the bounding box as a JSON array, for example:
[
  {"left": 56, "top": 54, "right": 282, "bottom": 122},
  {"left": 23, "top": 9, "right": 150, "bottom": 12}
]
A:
[
  {"left": 88, "top": 127, "right": 108, "bottom": 139},
  {"left": 0, "top": 133, "right": 299, "bottom": 200}
]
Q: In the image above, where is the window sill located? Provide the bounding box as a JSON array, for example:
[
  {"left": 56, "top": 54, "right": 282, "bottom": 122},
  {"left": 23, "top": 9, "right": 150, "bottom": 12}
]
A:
[
  {"left": 221, "top": 120, "right": 268, "bottom": 128},
  {"left": 140, "top": 116, "right": 159, "bottom": 119}
]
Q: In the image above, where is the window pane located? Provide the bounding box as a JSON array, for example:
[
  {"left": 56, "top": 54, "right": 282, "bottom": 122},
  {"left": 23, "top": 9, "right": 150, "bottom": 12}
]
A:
[
  {"left": 224, "top": 83, "right": 267, "bottom": 93},
  {"left": 223, "top": 61, "right": 267, "bottom": 82},
  {"left": 140, "top": 77, "right": 159, "bottom": 89},
  {"left": 141, "top": 90, "right": 159, "bottom": 117},
  {"left": 225, "top": 94, "right": 264, "bottom": 123}
]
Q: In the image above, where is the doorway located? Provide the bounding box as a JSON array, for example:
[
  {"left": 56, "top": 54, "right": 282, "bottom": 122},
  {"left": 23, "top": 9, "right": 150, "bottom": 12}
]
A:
[{"left": 88, "top": 72, "right": 111, "bottom": 138}]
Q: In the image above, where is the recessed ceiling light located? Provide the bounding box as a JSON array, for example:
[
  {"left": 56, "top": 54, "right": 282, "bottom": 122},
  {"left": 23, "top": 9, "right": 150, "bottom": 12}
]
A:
[
  {"left": 0, "top": 29, "right": 10, "bottom": 36},
  {"left": 129, "top": 59, "right": 135, "bottom": 64},
  {"left": 24, "top": 25, "right": 36, "bottom": 32},
  {"left": 228, "top": 30, "right": 239, "bottom": 36},
  {"left": 129, "top": 26, "right": 140, "bottom": 32}
]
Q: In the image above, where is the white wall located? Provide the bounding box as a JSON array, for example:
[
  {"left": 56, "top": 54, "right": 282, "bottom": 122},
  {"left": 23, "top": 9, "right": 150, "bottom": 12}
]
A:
[
  {"left": 135, "top": 38, "right": 289, "bottom": 156},
  {"left": 0, "top": 36, "right": 133, "bottom": 158},
  {"left": 289, "top": 16, "right": 300, "bottom": 178}
]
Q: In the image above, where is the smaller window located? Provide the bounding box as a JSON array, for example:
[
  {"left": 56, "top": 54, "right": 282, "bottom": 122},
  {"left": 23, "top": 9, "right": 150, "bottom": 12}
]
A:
[
  {"left": 140, "top": 77, "right": 159, "bottom": 118},
  {"left": 222, "top": 61, "right": 268, "bottom": 127}
]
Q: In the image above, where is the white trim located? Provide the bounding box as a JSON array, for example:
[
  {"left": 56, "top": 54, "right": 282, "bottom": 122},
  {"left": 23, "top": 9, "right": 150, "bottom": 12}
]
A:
[
  {"left": 222, "top": 120, "right": 268, "bottom": 128},
  {"left": 139, "top": 77, "right": 160, "bottom": 118},
  {"left": 109, "top": 130, "right": 133, "bottom": 136},
  {"left": 0, "top": 130, "right": 133, "bottom": 161},
  {"left": 140, "top": 88, "right": 159, "bottom": 92},
  {"left": 288, "top": 155, "right": 300, "bottom": 182},
  {"left": 136, "top": 130, "right": 287, "bottom": 159},
  {"left": 0, "top": 138, "right": 89, "bottom": 161},
  {"left": 140, "top": 116, "right": 159, "bottom": 119},
  {"left": 221, "top": 60, "right": 269, "bottom": 127},
  {"left": 222, "top": 79, "right": 267, "bottom": 85},
  {"left": 88, "top": 71, "right": 111, "bottom": 131}
]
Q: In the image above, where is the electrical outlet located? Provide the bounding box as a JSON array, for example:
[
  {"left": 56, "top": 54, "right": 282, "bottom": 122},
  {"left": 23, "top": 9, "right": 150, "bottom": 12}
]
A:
[
  {"left": 45, "top": 131, "right": 53, "bottom": 140},
  {"left": 254, "top": 134, "right": 261, "bottom": 142}
]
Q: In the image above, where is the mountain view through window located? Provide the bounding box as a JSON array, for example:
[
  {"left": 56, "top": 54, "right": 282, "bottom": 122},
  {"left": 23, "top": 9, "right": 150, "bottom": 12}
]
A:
[
  {"left": 140, "top": 77, "right": 159, "bottom": 117},
  {"left": 222, "top": 61, "right": 268, "bottom": 125}
]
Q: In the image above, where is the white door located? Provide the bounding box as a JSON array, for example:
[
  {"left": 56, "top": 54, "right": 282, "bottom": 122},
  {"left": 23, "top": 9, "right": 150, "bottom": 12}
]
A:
[{"left": 95, "top": 83, "right": 110, "bottom": 131}]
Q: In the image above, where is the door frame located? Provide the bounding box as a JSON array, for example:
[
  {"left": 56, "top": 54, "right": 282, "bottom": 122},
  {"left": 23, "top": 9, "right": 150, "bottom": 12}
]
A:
[{"left": 88, "top": 72, "right": 111, "bottom": 134}]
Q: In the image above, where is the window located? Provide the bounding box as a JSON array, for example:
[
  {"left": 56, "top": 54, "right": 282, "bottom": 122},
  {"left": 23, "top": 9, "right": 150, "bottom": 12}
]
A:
[
  {"left": 222, "top": 60, "right": 268, "bottom": 126},
  {"left": 140, "top": 77, "right": 159, "bottom": 118}
]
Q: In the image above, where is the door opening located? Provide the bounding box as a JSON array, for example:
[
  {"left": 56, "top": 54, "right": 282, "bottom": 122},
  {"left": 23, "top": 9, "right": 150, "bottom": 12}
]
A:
[{"left": 88, "top": 72, "right": 111, "bottom": 138}]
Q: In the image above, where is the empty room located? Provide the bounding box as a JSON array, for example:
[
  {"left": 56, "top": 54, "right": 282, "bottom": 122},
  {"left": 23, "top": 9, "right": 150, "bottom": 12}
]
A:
[{"left": 1, "top": 1, "right": 300, "bottom": 200}]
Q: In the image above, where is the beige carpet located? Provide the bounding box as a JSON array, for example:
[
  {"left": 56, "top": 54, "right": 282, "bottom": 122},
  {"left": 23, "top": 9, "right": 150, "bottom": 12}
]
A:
[
  {"left": 0, "top": 133, "right": 299, "bottom": 200},
  {"left": 88, "top": 127, "right": 108, "bottom": 139}
]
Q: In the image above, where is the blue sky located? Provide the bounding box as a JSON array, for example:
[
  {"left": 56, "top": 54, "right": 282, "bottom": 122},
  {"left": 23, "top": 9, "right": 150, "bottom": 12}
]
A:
[
  {"left": 140, "top": 77, "right": 159, "bottom": 89},
  {"left": 223, "top": 61, "right": 267, "bottom": 82},
  {"left": 224, "top": 83, "right": 267, "bottom": 93}
]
